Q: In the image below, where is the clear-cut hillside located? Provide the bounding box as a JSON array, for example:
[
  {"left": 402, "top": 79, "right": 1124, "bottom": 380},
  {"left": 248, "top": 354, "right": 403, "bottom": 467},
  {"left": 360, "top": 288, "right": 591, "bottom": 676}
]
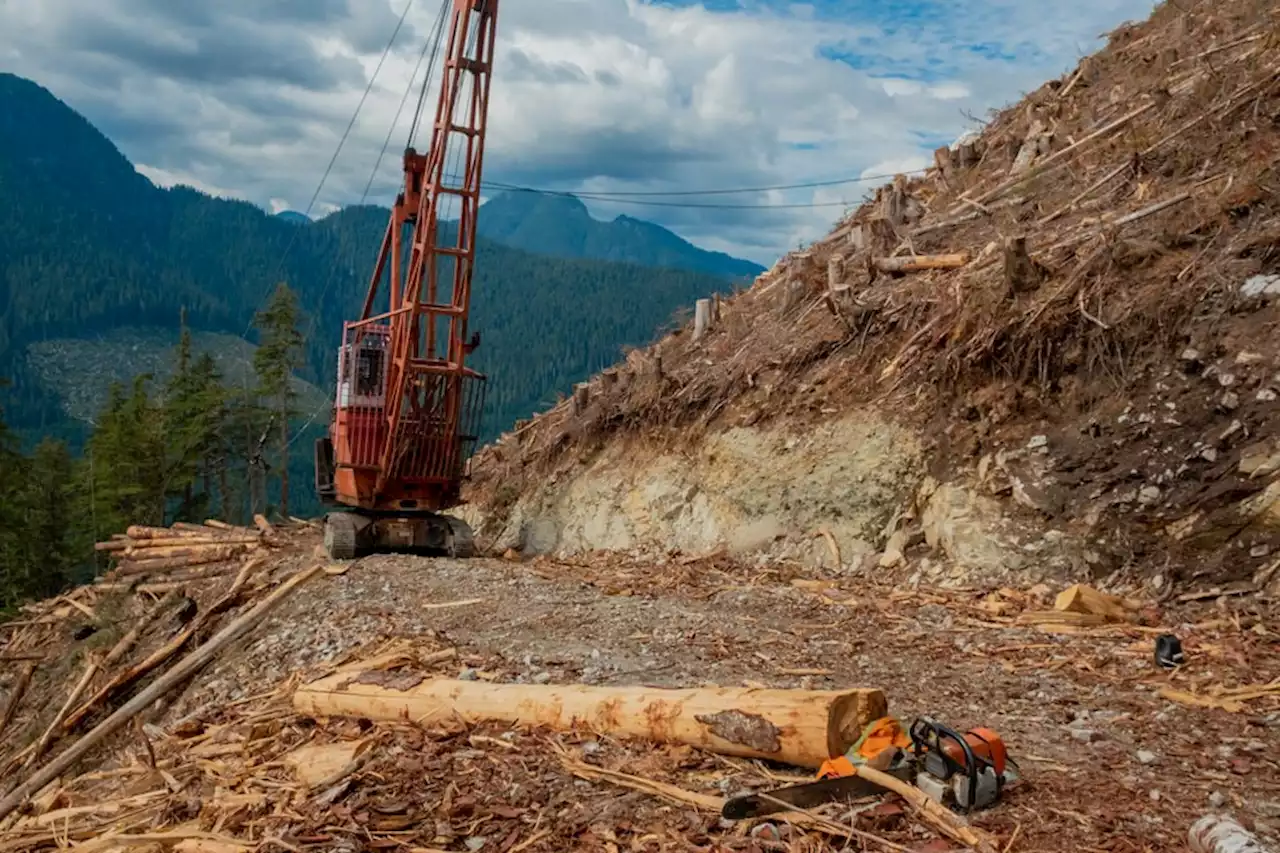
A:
[{"left": 465, "top": 0, "right": 1280, "bottom": 595}]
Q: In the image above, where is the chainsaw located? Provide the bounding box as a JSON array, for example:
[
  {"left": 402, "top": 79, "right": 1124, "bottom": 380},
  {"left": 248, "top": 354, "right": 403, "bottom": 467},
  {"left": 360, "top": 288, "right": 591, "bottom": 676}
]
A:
[{"left": 721, "top": 716, "right": 1018, "bottom": 821}]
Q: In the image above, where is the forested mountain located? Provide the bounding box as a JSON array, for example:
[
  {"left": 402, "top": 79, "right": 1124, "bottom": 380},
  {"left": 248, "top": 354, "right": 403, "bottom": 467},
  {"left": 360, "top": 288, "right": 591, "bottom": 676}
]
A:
[
  {"left": 0, "top": 72, "right": 734, "bottom": 453},
  {"left": 477, "top": 189, "right": 765, "bottom": 280}
]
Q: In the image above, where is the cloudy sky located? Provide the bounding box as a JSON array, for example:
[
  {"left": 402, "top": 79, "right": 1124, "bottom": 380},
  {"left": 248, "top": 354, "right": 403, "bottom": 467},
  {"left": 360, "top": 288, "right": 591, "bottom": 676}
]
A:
[{"left": 1, "top": 0, "right": 1157, "bottom": 265}]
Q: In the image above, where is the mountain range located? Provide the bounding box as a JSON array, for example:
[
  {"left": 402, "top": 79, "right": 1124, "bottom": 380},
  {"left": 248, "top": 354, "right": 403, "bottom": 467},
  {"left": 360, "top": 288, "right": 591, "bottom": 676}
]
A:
[{"left": 0, "top": 71, "right": 762, "bottom": 470}]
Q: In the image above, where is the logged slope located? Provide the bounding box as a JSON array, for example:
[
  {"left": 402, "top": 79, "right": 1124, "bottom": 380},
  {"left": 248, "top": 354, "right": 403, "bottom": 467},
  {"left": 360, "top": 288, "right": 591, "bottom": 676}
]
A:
[
  {"left": 468, "top": 0, "right": 1280, "bottom": 587},
  {"left": 0, "top": 73, "right": 730, "bottom": 446}
]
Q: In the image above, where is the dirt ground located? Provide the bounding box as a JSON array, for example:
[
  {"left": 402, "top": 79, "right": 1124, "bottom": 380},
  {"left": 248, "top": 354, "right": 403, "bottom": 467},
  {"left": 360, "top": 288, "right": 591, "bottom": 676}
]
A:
[{"left": 11, "top": 536, "right": 1246, "bottom": 853}]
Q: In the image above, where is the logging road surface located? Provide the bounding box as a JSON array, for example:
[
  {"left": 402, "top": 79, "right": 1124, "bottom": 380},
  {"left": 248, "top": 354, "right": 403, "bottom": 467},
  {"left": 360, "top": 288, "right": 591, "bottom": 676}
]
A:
[{"left": 171, "top": 551, "right": 1278, "bottom": 850}]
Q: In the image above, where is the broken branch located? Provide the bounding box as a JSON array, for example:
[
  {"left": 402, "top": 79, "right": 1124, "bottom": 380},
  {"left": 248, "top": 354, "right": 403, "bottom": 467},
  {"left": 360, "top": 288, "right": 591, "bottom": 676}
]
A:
[{"left": 0, "top": 563, "right": 324, "bottom": 824}]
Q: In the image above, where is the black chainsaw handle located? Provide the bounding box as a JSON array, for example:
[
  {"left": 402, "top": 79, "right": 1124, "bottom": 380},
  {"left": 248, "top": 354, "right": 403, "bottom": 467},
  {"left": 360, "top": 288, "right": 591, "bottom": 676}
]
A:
[{"left": 908, "top": 717, "right": 984, "bottom": 808}]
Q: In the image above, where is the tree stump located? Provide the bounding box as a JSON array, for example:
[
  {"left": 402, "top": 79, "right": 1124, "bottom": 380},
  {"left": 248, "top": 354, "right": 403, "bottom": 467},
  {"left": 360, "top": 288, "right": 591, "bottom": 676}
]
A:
[
  {"left": 827, "top": 254, "right": 848, "bottom": 294},
  {"left": 694, "top": 298, "right": 712, "bottom": 341},
  {"left": 1003, "top": 235, "right": 1048, "bottom": 295}
]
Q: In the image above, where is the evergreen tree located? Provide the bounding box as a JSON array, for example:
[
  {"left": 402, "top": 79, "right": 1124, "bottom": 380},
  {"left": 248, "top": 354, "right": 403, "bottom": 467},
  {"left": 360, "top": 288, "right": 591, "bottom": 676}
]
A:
[
  {"left": 19, "top": 438, "right": 76, "bottom": 598},
  {"left": 253, "top": 283, "right": 304, "bottom": 517},
  {"left": 0, "top": 382, "right": 75, "bottom": 608},
  {"left": 162, "top": 309, "right": 229, "bottom": 520},
  {"left": 0, "top": 379, "right": 28, "bottom": 609},
  {"left": 84, "top": 377, "right": 166, "bottom": 538}
]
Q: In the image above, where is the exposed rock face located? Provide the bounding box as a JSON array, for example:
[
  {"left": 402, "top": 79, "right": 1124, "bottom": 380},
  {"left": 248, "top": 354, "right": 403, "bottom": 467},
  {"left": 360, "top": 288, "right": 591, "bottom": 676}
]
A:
[
  {"left": 463, "top": 412, "right": 1082, "bottom": 582},
  {"left": 469, "top": 412, "right": 923, "bottom": 566}
]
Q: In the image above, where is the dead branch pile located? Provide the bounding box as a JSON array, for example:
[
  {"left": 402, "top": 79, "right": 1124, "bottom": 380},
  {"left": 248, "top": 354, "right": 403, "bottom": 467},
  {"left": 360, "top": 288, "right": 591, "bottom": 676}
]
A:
[
  {"left": 469, "top": 0, "right": 1280, "bottom": 510},
  {"left": 0, "top": 517, "right": 321, "bottom": 818}
]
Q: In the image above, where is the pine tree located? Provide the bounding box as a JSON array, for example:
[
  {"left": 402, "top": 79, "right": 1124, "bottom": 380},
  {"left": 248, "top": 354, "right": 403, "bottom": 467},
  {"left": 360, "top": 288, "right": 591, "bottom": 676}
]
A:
[
  {"left": 162, "top": 310, "right": 229, "bottom": 521},
  {"left": 20, "top": 438, "right": 75, "bottom": 598},
  {"left": 0, "top": 379, "right": 28, "bottom": 609},
  {"left": 253, "top": 282, "right": 304, "bottom": 517},
  {"left": 84, "top": 377, "right": 166, "bottom": 537}
]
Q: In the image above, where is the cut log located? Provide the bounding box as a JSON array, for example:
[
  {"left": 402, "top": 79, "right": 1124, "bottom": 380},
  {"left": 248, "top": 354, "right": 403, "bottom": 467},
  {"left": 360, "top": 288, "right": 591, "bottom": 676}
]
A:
[
  {"left": 0, "top": 564, "right": 323, "bottom": 824},
  {"left": 112, "top": 547, "right": 247, "bottom": 578},
  {"left": 873, "top": 253, "right": 970, "bottom": 274},
  {"left": 253, "top": 514, "right": 274, "bottom": 534},
  {"left": 0, "top": 662, "right": 35, "bottom": 738},
  {"left": 122, "top": 543, "right": 255, "bottom": 562},
  {"left": 293, "top": 670, "right": 887, "bottom": 769},
  {"left": 284, "top": 738, "right": 373, "bottom": 788},
  {"left": 171, "top": 522, "right": 221, "bottom": 535},
  {"left": 1015, "top": 610, "right": 1111, "bottom": 627},
  {"left": 93, "top": 540, "right": 132, "bottom": 553},
  {"left": 204, "top": 519, "right": 233, "bottom": 530},
  {"left": 126, "top": 525, "right": 208, "bottom": 540},
  {"left": 1053, "top": 584, "right": 1135, "bottom": 622},
  {"left": 125, "top": 536, "right": 259, "bottom": 550}
]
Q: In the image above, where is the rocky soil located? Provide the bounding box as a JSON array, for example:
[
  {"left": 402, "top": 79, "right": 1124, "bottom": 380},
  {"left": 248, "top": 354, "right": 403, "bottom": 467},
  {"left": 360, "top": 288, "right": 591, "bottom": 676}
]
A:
[{"left": 162, "top": 545, "right": 1280, "bottom": 850}]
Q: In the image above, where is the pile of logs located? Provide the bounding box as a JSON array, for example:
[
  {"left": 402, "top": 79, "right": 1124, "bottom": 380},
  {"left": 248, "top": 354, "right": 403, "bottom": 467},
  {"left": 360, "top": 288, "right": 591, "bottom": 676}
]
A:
[{"left": 93, "top": 516, "right": 283, "bottom": 589}]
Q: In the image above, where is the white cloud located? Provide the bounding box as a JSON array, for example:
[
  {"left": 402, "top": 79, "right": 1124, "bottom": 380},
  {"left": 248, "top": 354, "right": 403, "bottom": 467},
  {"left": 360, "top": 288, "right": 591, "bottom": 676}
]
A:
[
  {"left": 135, "top": 163, "right": 242, "bottom": 200},
  {"left": 0, "top": 0, "right": 1159, "bottom": 265}
]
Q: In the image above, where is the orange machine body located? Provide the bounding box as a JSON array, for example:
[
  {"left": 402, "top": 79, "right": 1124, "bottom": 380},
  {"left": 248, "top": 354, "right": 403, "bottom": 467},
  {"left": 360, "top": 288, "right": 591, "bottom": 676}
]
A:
[
  {"left": 817, "top": 719, "right": 1009, "bottom": 781},
  {"left": 938, "top": 727, "right": 1008, "bottom": 776}
]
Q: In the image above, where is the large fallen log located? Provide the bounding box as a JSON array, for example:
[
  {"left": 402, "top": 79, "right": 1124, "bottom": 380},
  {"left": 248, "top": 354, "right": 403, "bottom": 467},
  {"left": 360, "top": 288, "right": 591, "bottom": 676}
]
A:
[
  {"left": 872, "top": 253, "right": 969, "bottom": 274},
  {"left": 0, "top": 563, "right": 323, "bottom": 824},
  {"left": 293, "top": 669, "right": 887, "bottom": 769}
]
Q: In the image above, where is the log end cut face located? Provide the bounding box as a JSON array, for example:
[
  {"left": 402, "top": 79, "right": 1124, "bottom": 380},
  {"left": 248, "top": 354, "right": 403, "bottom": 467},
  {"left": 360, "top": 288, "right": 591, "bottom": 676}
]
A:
[
  {"left": 695, "top": 709, "right": 782, "bottom": 754},
  {"left": 827, "top": 689, "right": 889, "bottom": 758}
]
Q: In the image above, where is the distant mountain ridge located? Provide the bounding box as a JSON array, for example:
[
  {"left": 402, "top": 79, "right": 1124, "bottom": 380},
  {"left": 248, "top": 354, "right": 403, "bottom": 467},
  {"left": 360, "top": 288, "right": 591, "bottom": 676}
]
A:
[
  {"left": 476, "top": 189, "right": 765, "bottom": 280},
  {"left": 0, "top": 72, "right": 734, "bottom": 470}
]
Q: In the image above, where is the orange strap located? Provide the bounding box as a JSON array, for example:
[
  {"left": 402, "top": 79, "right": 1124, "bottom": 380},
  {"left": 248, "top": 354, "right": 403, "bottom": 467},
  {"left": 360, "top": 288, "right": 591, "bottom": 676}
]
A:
[
  {"left": 817, "top": 717, "right": 912, "bottom": 779},
  {"left": 817, "top": 755, "right": 857, "bottom": 780}
]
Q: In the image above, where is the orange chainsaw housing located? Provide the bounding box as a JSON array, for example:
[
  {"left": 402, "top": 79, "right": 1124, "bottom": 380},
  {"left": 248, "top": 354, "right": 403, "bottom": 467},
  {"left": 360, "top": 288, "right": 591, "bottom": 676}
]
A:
[
  {"left": 941, "top": 727, "right": 1008, "bottom": 776},
  {"left": 817, "top": 720, "right": 1009, "bottom": 780}
]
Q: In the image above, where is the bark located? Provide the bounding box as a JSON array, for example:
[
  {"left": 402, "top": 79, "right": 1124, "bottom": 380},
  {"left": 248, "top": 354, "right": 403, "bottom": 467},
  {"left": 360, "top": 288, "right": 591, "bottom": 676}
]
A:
[{"left": 293, "top": 673, "right": 887, "bottom": 769}]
